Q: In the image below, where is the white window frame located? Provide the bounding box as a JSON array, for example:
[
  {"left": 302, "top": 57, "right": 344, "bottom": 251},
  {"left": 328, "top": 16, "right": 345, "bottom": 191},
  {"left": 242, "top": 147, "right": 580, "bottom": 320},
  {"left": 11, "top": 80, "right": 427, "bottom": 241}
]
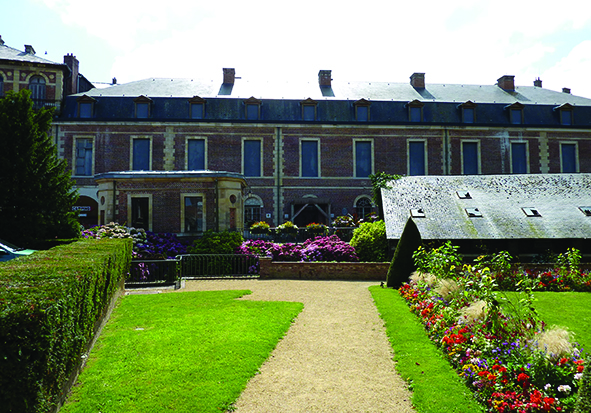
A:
[
  {"left": 560, "top": 141, "right": 579, "bottom": 173},
  {"left": 72, "top": 136, "right": 95, "bottom": 176},
  {"left": 407, "top": 139, "right": 428, "bottom": 176},
  {"left": 461, "top": 139, "right": 481, "bottom": 175},
  {"left": 185, "top": 137, "right": 208, "bottom": 170},
  {"left": 510, "top": 141, "right": 529, "bottom": 174},
  {"left": 300, "top": 138, "right": 321, "bottom": 178},
  {"left": 353, "top": 138, "right": 374, "bottom": 178},
  {"left": 128, "top": 194, "right": 153, "bottom": 232},
  {"left": 242, "top": 137, "right": 263, "bottom": 177},
  {"left": 130, "top": 135, "right": 153, "bottom": 171},
  {"left": 181, "top": 193, "right": 206, "bottom": 233}
]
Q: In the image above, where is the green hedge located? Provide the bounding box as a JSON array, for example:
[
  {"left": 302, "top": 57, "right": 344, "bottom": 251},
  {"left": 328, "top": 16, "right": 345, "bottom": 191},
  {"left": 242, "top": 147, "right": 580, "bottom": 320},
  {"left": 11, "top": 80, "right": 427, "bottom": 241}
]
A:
[{"left": 0, "top": 238, "right": 132, "bottom": 413}]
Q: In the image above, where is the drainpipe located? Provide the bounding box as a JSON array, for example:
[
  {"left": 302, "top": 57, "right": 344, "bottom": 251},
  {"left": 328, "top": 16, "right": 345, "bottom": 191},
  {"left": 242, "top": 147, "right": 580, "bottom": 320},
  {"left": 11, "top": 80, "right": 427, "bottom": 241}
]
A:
[
  {"left": 215, "top": 178, "right": 219, "bottom": 232},
  {"left": 276, "top": 127, "right": 282, "bottom": 226}
]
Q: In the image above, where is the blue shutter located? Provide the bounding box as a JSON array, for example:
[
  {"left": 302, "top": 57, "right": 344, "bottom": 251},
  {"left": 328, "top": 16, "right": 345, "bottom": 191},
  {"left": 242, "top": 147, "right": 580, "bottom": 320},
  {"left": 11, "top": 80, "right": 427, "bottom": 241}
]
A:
[
  {"left": 355, "top": 141, "right": 371, "bottom": 177},
  {"left": 409, "top": 141, "right": 425, "bottom": 176},
  {"left": 301, "top": 141, "right": 318, "bottom": 177},
  {"left": 188, "top": 139, "right": 205, "bottom": 170},
  {"left": 462, "top": 142, "right": 478, "bottom": 174},
  {"left": 511, "top": 142, "right": 527, "bottom": 174},
  {"left": 133, "top": 139, "right": 150, "bottom": 170},
  {"left": 244, "top": 140, "right": 261, "bottom": 177}
]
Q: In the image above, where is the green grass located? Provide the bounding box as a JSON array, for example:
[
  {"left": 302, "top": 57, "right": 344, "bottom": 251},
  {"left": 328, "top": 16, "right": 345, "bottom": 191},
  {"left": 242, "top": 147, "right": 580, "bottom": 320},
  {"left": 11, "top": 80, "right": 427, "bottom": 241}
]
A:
[
  {"left": 370, "top": 286, "right": 484, "bottom": 413},
  {"left": 504, "top": 291, "right": 591, "bottom": 354},
  {"left": 61, "top": 290, "right": 303, "bottom": 413}
]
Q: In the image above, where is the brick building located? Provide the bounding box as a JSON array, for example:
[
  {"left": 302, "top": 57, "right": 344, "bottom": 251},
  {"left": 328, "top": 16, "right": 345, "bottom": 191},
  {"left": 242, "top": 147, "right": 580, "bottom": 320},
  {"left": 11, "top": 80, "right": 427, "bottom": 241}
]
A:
[{"left": 51, "top": 66, "right": 591, "bottom": 235}]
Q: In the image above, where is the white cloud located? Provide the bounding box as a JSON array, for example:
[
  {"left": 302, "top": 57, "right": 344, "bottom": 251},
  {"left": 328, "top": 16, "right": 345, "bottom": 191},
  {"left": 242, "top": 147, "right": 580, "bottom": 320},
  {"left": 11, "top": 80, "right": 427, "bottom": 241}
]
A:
[{"left": 541, "top": 40, "right": 591, "bottom": 97}]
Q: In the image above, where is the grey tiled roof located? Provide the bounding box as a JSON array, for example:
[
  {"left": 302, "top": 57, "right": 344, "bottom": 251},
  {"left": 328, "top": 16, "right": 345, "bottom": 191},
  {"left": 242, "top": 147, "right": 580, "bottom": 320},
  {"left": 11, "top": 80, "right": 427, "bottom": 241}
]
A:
[
  {"left": 77, "top": 77, "right": 591, "bottom": 106},
  {"left": 0, "top": 44, "right": 64, "bottom": 66},
  {"left": 382, "top": 174, "right": 591, "bottom": 240}
]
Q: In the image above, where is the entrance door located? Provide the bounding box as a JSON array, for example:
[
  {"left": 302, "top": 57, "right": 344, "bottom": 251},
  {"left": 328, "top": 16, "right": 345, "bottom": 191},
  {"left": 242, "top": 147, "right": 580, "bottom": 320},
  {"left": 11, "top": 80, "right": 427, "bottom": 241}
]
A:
[
  {"left": 131, "top": 198, "right": 149, "bottom": 230},
  {"left": 292, "top": 203, "right": 328, "bottom": 227}
]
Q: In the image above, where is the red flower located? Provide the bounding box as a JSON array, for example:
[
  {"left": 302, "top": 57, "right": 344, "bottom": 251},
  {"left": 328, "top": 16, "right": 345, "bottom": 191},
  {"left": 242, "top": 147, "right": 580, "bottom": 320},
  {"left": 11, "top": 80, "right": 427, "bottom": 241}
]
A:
[
  {"left": 517, "top": 373, "right": 529, "bottom": 382},
  {"left": 577, "top": 365, "right": 585, "bottom": 373}
]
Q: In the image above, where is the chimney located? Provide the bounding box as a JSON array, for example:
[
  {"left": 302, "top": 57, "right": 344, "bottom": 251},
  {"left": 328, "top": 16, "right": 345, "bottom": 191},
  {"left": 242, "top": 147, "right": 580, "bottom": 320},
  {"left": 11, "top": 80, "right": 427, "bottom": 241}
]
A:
[
  {"left": 534, "top": 77, "right": 542, "bottom": 88},
  {"left": 0, "top": 35, "right": 4, "bottom": 46},
  {"left": 63, "top": 53, "right": 80, "bottom": 95},
  {"left": 112, "top": 77, "right": 117, "bottom": 85},
  {"left": 318, "top": 70, "right": 332, "bottom": 87},
  {"left": 562, "top": 87, "right": 571, "bottom": 94},
  {"left": 223, "top": 68, "right": 235, "bottom": 85},
  {"left": 410, "top": 72, "right": 425, "bottom": 89},
  {"left": 25, "top": 45, "right": 36, "bottom": 55},
  {"left": 497, "top": 75, "right": 515, "bottom": 91}
]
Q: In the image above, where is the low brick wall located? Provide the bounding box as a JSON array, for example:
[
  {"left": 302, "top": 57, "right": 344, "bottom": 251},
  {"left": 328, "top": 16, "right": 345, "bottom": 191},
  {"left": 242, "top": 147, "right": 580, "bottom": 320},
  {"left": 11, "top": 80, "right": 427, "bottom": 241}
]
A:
[{"left": 259, "top": 258, "right": 389, "bottom": 281}]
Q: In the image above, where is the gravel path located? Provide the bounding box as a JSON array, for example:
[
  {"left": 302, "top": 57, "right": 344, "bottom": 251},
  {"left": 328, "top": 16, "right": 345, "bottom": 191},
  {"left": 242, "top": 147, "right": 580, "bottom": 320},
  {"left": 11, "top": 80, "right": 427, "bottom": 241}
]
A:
[{"left": 179, "top": 279, "right": 414, "bottom": 412}]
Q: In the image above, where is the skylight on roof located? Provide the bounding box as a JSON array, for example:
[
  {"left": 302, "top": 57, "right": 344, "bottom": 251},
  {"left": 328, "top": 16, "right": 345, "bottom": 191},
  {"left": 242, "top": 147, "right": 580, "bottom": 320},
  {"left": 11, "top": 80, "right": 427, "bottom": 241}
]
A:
[
  {"left": 579, "top": 206, "right": 591, "bottom": 216},
  {"left": 410, "top": 208, "right": 425, "bottom": 218},
  {"left": 465, "top": 208, "right": 482, "bottom": 217},
  {"left": 457, "top": 191, "right": 472, "bottom": 199},
  {"left": 522, "top": 207, "right": 542, "bottom": 217}
]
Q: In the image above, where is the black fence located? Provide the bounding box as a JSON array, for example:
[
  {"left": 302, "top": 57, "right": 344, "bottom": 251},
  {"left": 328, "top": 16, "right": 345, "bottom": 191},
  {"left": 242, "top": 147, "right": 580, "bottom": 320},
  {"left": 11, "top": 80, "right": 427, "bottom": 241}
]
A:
[{"left": 126, "top": 254, "right": 260, "bottom": 288}]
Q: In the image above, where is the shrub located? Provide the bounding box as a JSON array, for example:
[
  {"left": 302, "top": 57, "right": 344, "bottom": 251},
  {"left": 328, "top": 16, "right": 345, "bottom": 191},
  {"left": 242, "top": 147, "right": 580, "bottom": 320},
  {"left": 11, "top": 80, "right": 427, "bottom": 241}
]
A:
[
  {"left": 413, "top": 241, "right": 462, "bottom": 279},
  {"left": 237, "top": 236, "right": 358, "bottom": 262},
  {"left": 276, "top": 221, "right": 298, "bottom": 234},
  {"left": 250, "top": 221, "right": 271, "bottom": 234},
  {"left": 575, "top": 356, "right": 590, "bottom": 413},
  {"left": 0, "top": 238, "right": 131, "bottom": 412},
  {"left": 189, "top": 230, "right": 244, "bottom": 254},
  {"left": 350, "top": 220, "right": 388, "bottom": 262},
  {"left": 387, "top": 217, "right": 422, "bottom": 288}
]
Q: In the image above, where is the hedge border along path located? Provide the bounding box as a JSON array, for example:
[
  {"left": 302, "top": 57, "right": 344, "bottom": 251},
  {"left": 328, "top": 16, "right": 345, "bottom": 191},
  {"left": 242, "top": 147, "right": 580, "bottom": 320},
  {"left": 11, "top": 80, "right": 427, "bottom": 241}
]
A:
[{"left": 179, "top": 279, "right": 414, "bottom": 413}]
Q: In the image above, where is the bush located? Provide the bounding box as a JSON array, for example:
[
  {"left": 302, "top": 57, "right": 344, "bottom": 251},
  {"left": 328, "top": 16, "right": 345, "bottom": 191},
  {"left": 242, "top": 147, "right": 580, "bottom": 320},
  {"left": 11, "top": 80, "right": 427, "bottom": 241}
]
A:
[
  {"left": 350, "top": 220, "right": 388, "bottom": 262},
  {"left": 0, "top": 238, "right": 131, "bottom": 413},
  {"left": 387, "top": 217, "right": 422, "bottom": 288},
  {"left": 237, "top": 236, "right": 358, "bottom": 262},
  {"left": 575, "top": 356, "right": 591, "bottom": 413},
  {"left": 189, "top": 230, "right": 244, "bottom": 254}
]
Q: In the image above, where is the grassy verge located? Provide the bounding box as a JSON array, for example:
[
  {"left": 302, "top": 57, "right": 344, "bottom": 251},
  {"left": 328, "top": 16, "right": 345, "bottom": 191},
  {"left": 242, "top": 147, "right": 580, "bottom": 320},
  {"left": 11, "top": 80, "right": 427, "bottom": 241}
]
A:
[
  {"left": 503, "top": 291, "right": 591, "bottom": 354},
  {"left": 370, "top": 286, "right": 484, "bottom": 413},
  {"left": 61, "top": 290, "right": 303, "bottom": 413}
]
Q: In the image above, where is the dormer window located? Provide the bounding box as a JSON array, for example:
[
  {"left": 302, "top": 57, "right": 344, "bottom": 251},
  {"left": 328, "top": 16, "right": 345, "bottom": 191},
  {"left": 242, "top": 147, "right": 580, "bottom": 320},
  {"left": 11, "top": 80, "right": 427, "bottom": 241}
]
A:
[
  {"left": 554, "top": 103, "right": 574, "bottom": 126},
  {"left": 301, "top": 98, "right": 317, "bottom": 121},
  {"left": 134, "top": 96, "right": 152, "bottom": 118},
  {"left": 77, "top": 95, "right": 96, "bottom": 118},
  {"left": 407, "top": 99, "right": 424, "bottom": 122},
  {"left": 244, "top": 97, "right": 261, "bottom": 120},
  {"left": 189, "top": 96, "right": 206, "bottom": 119},
  {"left": 354, "top": 99, "right": 371, "bottom": 122},
  {"left": 459, "top": 101, "right": 476, "bottom": 123},
  {"left": 505, "top": 102, "right": 524, "bottom": 125}
]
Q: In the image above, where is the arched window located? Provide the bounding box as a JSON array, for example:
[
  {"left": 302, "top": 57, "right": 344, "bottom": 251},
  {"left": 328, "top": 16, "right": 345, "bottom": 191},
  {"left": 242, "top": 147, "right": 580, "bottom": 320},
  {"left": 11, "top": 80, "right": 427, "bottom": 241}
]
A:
[
  {"left": 28, "top": 76, "right": 46, "bottom": 108},
  {"left": 244, "top": 196, "right": 263, "bottom": 227},
  {"left": 355, "top": 197, "right": 374, "bottom": 221}
]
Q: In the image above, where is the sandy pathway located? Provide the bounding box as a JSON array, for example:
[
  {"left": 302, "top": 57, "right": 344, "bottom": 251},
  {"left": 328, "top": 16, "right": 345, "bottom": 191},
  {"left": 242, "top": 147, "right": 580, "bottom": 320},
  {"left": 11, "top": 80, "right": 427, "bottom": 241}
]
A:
[{"left": 178, "top": 279, "right": 414, "bottom": 412}]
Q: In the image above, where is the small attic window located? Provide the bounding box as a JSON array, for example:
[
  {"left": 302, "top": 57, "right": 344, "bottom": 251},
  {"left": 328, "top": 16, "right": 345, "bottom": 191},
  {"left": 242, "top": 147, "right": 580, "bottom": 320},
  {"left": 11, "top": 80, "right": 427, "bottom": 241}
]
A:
[
  {"left": 522, "top": 207, "right": 542, "bottom": 217},
  {"left": 579, "top": 206, "right": 591, "bottom": 216},
  {"left": 410, "top": 208, "right": 425, "bottom": 218},
  {"left": 465, "top": 208, "right": 482, "bottom": 217},
  {"left": 457, "top": 191, "right": 472, "bottom": 199}
]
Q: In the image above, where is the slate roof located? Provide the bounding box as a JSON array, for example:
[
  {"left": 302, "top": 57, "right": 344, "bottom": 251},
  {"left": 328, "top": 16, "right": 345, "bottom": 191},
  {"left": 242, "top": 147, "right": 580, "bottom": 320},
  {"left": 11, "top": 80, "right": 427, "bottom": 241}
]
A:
[
  {"left": 75, "top": 77, "right": 591, "bottom": 106},
  {"left": 0, "top": 43, "right": 64, "bottom": 67},
  {"left": 382, "top": 174, "right": 591, "bottom": 240}
]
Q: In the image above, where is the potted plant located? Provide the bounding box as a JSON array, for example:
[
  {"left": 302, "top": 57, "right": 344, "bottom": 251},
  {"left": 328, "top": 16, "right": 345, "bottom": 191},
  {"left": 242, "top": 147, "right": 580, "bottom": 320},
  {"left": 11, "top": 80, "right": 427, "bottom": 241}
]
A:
[
  {"left": 276, "top": 221, "right": 298, "bottom": 235},
  {"left": 306, "top": 222, "right": 328, "bottom": 236},
  {"left": 250, "top": 221, "right": 271, "bottom": 234}
]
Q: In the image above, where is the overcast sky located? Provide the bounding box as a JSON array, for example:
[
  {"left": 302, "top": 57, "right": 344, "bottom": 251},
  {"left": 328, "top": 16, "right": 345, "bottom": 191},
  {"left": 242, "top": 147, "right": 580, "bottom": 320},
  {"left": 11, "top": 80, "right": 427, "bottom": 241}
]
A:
[{"left": 3, "top": 0, "right": 591, "bottom": 97}]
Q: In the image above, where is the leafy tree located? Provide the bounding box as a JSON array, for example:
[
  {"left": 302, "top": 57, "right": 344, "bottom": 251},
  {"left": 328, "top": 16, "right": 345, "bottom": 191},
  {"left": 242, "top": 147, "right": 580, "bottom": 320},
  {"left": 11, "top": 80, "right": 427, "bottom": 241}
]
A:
[
  {"left": 0, "top": 90, "right": 79, "bottom": 246},
  {"left": 188, "top": 230, "right": 244, "bottom": 254},
  {"left": 387, "top": 217, "right": 422, "bottom": 288},
  {"left": 369, "top": 172, "right": 401, "bottom": 219}
]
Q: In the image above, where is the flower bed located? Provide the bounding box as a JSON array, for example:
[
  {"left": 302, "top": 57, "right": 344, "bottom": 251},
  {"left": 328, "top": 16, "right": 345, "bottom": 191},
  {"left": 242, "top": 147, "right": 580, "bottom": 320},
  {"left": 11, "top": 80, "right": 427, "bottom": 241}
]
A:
[{"left": 399, "top": 269, "right": 586, "bottom": 412}]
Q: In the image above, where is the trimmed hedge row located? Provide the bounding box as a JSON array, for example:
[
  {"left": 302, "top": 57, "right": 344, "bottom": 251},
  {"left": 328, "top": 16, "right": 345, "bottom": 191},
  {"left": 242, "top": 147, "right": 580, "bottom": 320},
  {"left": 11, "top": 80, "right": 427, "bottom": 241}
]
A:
[{"left": 0, "top": 238, "right": 132, "bottom": 413}]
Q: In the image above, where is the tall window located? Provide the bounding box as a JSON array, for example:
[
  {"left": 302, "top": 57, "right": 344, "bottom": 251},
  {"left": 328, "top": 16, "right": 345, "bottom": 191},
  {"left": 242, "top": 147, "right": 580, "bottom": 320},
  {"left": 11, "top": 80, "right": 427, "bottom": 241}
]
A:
[
  {"left": 187, "top": 139, "right": 205, "bottom": 170},
  {"left": 354, "top": 99, "right": 370, "bottom": 122},
  {"left": 460, "top": 101, "right": 476, "bottom": 124},
  {"left": 244, "top": 196, "right": 263, "bottom": 227},
  {"left": 132, "top": 138, "right": 150, "bottom": 170},
  {"left": 29, "top": 76, "right": 46, "bottom": 107},
  {"left": 511, "top": 142, "right": 527, "bottom": 174},
  {"left": 462, "top": 141, "right": 479, "bottom": 175},
  {"left": 131, "top": 197, "right": 150, "bottom": 230},
  {"left": 355, "top": 141, "right": 372, "bottom": 178},
  {"left": 302, "top": 105, "right": 316, "bottom": 121},
  {"left": 184, "top": 196, "right": 203, "bottom": 233},
  {"left": 75, "top": 138, "right": 93, "bottom": 176},
  {"left": 0, "top": 75, "right": 4, "bottom": 97},
  {"left": 191, "top": 103, "right": 204, "bottom": 119},
  {"left": 355, "top": 197, "right": 373, "bottom": 220},
  {"left": 408, "top": 100, "right": 424, "bottom": 122},
  {"left": 301, "top": 140, "right": 319, "bottom": 177},
  {"left": 561, "top": 143, "right": 577, "bottom": 173},
  {"left": 243, "top": 139, "right": 261, "bottom": 177},
  {"left": 408, "top": 141, "right": 426, "bottom": 176},
  {"left": 510, "top": 109, "right": 523, "bottom": 124}
]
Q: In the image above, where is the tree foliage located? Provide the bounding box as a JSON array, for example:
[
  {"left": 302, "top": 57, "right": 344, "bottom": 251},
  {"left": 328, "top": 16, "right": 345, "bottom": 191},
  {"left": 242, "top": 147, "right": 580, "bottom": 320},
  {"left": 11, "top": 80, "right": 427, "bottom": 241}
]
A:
[
  {"left": 0, "top": 90, "right": 79, "bottom": 246},
  {"left": 350, "top": 220, "right": 388, "bottom": 262},
  {"left": 369, "top": 172, "right": 401, "bottom": 219}
]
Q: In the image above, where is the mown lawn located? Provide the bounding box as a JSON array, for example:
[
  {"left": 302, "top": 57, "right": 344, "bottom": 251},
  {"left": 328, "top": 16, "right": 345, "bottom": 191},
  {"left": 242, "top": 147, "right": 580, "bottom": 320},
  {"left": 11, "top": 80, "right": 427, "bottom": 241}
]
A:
[{"left": 61, "top": 290, "right": 303, "bottom": 413}]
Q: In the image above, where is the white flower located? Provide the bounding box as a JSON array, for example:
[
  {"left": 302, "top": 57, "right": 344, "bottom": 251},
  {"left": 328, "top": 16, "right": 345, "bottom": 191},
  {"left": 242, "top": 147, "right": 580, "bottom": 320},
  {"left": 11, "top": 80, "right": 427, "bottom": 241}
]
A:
[
  {"left": 544, "top": 383, "right": 552, "bottom": 391},
  {"left": 575, "top": 373, "right": 583, "bottom": 380},
  {"left": 557, "top": 384, "right": 571, "bottom": 393}
]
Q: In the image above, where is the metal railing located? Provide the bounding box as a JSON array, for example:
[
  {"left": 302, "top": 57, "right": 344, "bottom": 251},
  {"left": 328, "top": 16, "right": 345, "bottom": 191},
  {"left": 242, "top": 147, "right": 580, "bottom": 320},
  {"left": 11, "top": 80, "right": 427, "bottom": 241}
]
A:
[{"left": 127, "top": 259, "right": 180, "bottom": 286}]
